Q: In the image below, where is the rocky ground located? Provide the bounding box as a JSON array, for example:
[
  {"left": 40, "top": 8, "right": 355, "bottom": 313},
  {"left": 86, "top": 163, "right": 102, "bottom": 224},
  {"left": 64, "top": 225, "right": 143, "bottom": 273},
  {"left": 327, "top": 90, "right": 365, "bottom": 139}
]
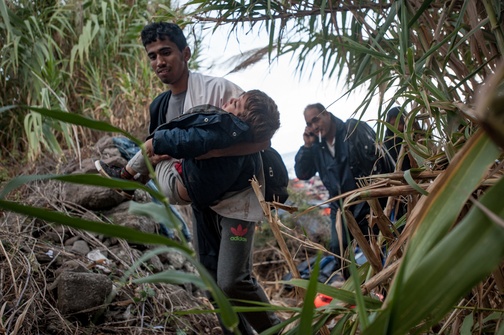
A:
[{"left": 0, "top": 136, "right": 330, "bottom": 334}]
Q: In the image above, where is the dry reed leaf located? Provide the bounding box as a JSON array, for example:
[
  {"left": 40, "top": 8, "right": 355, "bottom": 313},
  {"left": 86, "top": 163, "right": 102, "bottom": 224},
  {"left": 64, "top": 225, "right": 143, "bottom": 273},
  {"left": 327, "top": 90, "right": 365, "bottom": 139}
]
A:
[
  {"left": 251, "top": 176, "right": 304, "bottom": 300},
  {"left": 11, "top": 296, "right": 36, "bottom": 335},
  {"left": 344, "top": 212, "right": 382, "bottom": 273},
  {"left": 0, "top": 240, "right": 18, "bottom": 297},
  {"left": 361, "top": 260, "right": 400, "bottom": 295}
]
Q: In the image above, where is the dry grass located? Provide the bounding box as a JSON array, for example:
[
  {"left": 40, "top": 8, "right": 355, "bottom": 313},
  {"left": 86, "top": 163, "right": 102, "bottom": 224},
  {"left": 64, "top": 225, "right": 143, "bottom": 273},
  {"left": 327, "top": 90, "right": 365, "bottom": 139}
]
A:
[
  {"left": 2, "top": 166, "right": 503, "bottom": 334},
  {"left": 0, "top": 155, "right": 221, "bottom": 335},
  {"left": 251, "top": 165, "right": 504, "bottom": 333},
  {"left": 1, "top": 139, "right": 503, "bottom": 334},
  {"left": 0, "top": 209, "right": 220, "bottom": 335}
]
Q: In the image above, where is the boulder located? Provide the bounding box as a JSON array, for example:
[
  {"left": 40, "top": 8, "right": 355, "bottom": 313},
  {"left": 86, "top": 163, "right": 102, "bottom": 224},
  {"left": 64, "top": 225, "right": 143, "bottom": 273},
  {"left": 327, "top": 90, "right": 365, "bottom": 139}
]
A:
[{"left": 56, "top": 271, "right": 113, "bottom": 317}]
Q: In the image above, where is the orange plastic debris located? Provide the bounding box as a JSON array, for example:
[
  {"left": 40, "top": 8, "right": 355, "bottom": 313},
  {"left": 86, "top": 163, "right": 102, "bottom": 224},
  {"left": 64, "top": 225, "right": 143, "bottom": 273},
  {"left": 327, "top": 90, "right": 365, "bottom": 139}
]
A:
[{"left": 314, "top": 293, "right": 333, "bottom": 308}]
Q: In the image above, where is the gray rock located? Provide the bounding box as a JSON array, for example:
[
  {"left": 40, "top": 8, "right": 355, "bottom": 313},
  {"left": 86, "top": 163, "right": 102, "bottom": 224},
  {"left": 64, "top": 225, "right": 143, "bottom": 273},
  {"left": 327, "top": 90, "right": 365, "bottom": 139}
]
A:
[
  {"left": 71, "top": 240, "right": 91, "bottom": 255},
  {"left": 56, "top": 271, "right": 113, "bottom": 316},
  {"left": 62, "top": 183, "right": 125, "bottom": 210},
  {"left": 65, "top": 235, "right": 81, "bottom": 246},
  {"left": 146, "top": 254, "right": 164, "bottom": 273},
  {"left": 158, "top": 250, "right": 186, "bottom": 270},
  {"left": 63, "top": 158, "right": 98, "bottom": 174},
  {"left": 94, "top": 136, "right": 116, "bottom": 153},
  {"left": 104, "top": 202, "right": 158, "bottom": 234},
  {"left": 103, "top": 147, "right": 121, "bottom": 158},
  {"left": 54, "top": 260, "right": 89, "bottom": 277},
  {"left": 42, "top": 231, "right": 65, "bottom": 244},
  {"left": 110, "top": 246, "right": 143, "bottom": 265}
]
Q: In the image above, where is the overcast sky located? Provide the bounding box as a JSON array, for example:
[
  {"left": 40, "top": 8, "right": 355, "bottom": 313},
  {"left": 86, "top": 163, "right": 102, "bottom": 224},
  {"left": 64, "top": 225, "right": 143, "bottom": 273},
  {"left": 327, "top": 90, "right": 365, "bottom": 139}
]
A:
[{"left": 197, "top": 28, "right": 379, "bottom": 156}]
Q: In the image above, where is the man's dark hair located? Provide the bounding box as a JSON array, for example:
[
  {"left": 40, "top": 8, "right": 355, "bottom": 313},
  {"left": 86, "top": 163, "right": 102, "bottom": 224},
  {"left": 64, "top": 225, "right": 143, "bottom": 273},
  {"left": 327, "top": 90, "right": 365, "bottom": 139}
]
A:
[
  {"left": 385, "top": 107, "right": 405, "bottom": 136},
  {"left": 304, "top": 103, "right": 326, "bottom": 114},
  {"left": 237, "top": 90, "right": 280, "bottom": 143},
  {"left": 141, "top": 22, "right": 188, "bottom": 51},
  {"left": 386, "top": 107, "right": 404, "bottom": 123}
]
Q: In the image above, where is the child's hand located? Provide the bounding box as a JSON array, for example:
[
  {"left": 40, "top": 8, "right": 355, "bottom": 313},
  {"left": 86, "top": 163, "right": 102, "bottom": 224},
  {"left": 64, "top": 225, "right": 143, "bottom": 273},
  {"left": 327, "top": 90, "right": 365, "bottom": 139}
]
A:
[
  {"left": 144, "top": 139, "right": 171, "bottom": 165},
  {"left": 144, "top": 139, "right": 154, "bottom": 156}
]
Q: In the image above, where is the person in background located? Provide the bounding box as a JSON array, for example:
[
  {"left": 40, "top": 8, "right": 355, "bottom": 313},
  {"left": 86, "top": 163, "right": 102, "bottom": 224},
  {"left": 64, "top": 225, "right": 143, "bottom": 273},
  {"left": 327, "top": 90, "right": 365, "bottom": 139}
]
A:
[
  {"left": 384, "top": 106, "right": 425, "bottom": 224},
  {"left": 294, "top": 103, "right": 393, "bottom": 277},
  {"left": 384, "top": 106, "right": 411, "bottom": 171},
  {"left": 106, "top": 21, "right": 279, "bottom": 334}
]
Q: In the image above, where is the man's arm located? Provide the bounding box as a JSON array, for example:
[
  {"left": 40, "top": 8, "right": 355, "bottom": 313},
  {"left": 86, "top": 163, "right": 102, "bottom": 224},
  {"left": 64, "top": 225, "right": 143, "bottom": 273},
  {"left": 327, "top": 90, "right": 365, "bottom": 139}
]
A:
[
  {"left": 294, "top": 127, "right": 318, "bottom": 180},
  {"left": 196, "top": 140, "right": 270, "bottom": 159}
]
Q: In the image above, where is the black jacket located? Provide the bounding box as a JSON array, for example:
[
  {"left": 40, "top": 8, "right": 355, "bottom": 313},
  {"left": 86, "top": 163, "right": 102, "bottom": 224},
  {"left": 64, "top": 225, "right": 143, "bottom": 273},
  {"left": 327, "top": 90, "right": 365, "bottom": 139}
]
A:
[
  {"left": 149, "top": 91, "right": 172, "bottom": 134},
  {"left": 295, "top": 114, "right": 391, "bottom": 220},
  {"left": 150, "top": 105, "right": 260, "bottom": 209}
]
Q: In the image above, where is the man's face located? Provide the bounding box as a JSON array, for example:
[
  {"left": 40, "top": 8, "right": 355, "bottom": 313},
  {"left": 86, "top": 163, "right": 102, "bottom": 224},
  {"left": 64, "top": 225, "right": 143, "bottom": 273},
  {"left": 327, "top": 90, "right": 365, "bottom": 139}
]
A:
[
  {"left": 304, "top": 107, "right": 330, "bottom": 138},
  {"left": 389, "top": 116, "right": 405, "bottom": 132},
  {"left": 222, "top": 94, "right": 247, "bottom": 115},
  {"left": 145, "top": 38, "right": 190, "bottom": 85}
]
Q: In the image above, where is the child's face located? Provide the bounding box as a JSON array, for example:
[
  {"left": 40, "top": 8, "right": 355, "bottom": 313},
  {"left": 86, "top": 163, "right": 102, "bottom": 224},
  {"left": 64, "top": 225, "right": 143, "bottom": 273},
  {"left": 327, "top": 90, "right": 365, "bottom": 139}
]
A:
[{"left": 222, "top": 94, "right": 247, "bottom": 115}]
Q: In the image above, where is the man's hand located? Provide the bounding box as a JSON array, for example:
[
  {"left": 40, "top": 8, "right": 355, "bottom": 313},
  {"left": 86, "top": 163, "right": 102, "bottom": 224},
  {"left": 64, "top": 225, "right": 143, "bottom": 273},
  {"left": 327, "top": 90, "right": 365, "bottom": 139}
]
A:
[
  {"left": 144, "top": 138, "right": 171, "bottom": 165},
  {"left": 303, "top": 127, "right": 317, "bottom": 148},
  {"left": 148, "top": 153, "right": 172, "bottom": 165}
]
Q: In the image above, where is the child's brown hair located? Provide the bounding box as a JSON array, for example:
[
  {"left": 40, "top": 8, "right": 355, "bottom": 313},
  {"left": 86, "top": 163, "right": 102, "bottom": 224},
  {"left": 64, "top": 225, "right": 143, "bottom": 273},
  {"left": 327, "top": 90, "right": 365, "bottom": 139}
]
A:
[{"left": 236, "top": 90, "right": 280, "bottom": 142}]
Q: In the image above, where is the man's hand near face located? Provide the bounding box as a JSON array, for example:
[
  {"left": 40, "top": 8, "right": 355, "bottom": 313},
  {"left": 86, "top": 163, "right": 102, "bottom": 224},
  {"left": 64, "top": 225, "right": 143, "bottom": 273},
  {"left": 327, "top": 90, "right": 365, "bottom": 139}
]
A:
[{"left": 303, "top": 127, "right": 317, "bottom": 148}]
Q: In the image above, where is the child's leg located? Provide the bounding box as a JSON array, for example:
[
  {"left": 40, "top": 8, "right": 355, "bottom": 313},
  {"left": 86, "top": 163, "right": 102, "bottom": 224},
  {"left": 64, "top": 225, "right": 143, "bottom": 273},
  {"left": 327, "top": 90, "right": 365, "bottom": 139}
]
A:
[
  {"left": 126, "top": 150, "right": 149, "bottom": 176},
  {"left": 95, "top": 150, "right": 146, "bottom": 181},
  {"left": 155, "top": 159, "right": 191, "bottom": 205}
]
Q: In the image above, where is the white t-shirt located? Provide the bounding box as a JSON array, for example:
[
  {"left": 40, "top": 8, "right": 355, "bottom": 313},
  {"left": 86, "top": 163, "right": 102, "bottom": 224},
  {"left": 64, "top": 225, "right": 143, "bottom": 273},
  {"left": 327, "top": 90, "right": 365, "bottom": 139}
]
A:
[{"left": 184, "top": 72, "right": 244, "bottom": 111}]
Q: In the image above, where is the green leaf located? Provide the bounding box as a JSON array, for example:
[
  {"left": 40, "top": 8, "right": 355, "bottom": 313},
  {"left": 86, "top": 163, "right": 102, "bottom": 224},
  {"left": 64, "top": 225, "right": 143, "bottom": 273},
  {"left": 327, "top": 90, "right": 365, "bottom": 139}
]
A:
[
  {"left": 0, "top": 105, "right": 16, "bottom": 114},
  {"left": 407, "top": 0, "right": 435, "bottom": 28},
  {"left": 403, "top": 169, "right": 429, "bottom": 196},
  {"left": 128, "top": 202, "right": 180, "bottom": 229},
  {"left": 134, "top": 270, "right": 206, "bottom": 288},
  {"left": 298, "top": 253, "right": 321, "bottom": 334},
  {"left": 364, "top": 131, "right": 504, "bottom": 335},
  {"left": 24, "top": 106, "right": 140, "bottom": 144},
  {"left": 0, "top": 0, "right": 12, "bottom": 42},
  {"left": 0, "top": 200, "right": 192, "bottom": 253},
  {"left": 0, "top": 173, "right": 162, "bottom": 200},
  {"left": 387, "top": 175, "right": 504, "bottom": 334},
  {"left": 460, "top": 312, "right": 474, "bottom": 335},
  {"left": 398, "top": 0, "right": 408, "bottom": 76},
  {"left": 404, "top": 130, "right": 500, "bottom": 275}
]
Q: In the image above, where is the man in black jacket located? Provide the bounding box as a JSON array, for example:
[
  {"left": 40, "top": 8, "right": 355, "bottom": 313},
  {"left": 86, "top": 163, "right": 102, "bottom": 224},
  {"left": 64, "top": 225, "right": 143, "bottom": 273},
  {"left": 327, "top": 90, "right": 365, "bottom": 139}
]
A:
[{"left": 295, "top": 103, "right": 392, "bottom": 274}]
